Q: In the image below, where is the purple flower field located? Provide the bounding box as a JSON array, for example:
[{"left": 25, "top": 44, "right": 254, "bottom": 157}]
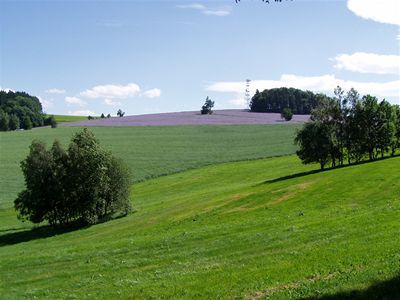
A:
[{"left": 61, "top": 109, "right": 310, "bottom": 127}]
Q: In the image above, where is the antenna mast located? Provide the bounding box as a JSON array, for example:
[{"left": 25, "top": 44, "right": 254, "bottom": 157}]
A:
[{"left": 245, "top": 79, "right": 251, "bottom": 109}]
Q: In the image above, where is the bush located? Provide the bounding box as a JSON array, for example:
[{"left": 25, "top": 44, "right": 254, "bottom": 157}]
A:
[
  {"left": 281, "top": 108, "right": 293, "bottom": 121},
  {"left": 201, "top": 96, "right": 214, "bottom": 115},
  {"left": 14, "top": 128, "right": 132, "bottom": 227},
  {"left": 44, "top": 115, "right": 57, "bottom": 128},
  {"left": 117, "top": 109, "right": 125, "bottom": 117}
]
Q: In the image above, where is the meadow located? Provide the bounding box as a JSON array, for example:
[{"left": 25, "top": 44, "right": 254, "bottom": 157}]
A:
[
  {"left": 0, "top": 154, "right": 399, "bottom": 299},
  {"left": 0, "top": 124, "right": 300, "bottom": 209},
  {"left": 52, "top": 115, "right": 89, "bottom": 123}
]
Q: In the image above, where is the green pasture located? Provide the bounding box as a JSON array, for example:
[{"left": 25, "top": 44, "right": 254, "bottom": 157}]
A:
[
  {"left": 0, "top": 124, "right": 300, "bottom": 209},
  {"left": 52, "top": 115, "right": 89, "bottom": 123},
  {"left": 0, "top": 155, "right": 399, "bottom": 299}
]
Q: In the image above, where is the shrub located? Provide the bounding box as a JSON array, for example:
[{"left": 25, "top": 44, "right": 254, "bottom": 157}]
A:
[
  {"left": 281, "top": 108, "right": 293, "bottom": 121},
  {"left": 14, "top": 128, "right": 132, "bottom": 227}
]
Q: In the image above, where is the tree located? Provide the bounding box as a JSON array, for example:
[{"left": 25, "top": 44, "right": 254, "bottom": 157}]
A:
[
  {"left": 281, "top": 107, "right": 293, "bottom": 121},
  {"left": 44, "top": 115, "right": 57, "bottom": 128},
  {"left": 117, "top": 109, "right": 125, "bottom": 117},
  {"left": 9, "top": 114, "right": 20, "bottom": 130},
  {"left": 22, "top": 116, "right": 33, "bottom": 130},
  {"left": 101, "top": 113, "right": 105, "bottom": 118},
  {"left": 201, "top": 96, "right": 215, "bottom": 115},
  {"left": 0, "top": 111, "right": 10, "bottom": 131},
  {"left": 14, "top": 129, "right": 132, "bottom": 227},
  {"left": 107, "top": 114, "right": 111, "bottom": 118}
]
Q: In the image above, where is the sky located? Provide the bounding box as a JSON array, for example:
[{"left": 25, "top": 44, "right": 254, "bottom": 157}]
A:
[{"left": 0, "top": 0, "right": 399, "bottom": 116}]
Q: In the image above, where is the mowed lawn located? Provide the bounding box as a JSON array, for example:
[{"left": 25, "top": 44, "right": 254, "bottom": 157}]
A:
[
  {"left": 0, "top": 155, "right": 399, "bottom": 299},
  {"left": 0, "top": 124, "right": 300, "bottom": 209}
]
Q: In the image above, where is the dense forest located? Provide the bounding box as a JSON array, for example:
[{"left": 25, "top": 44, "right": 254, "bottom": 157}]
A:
[
  {"left": 295, "top": 87, "right": 400, "bottom": 169},
  {"left": 0, "top": 91, "right": 55, "bottom": 131},
  {"left": 249, "top": 87, "right": 325, "bottom": 114}
]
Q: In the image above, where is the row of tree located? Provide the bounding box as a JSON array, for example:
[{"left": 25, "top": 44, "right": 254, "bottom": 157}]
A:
[
  {"left": 250, "top": 87, "right": 324, "bottom": 114},
  {"left": 15, "top": 129, "right": 132, "bottom": 226},
  {"left": 295, "top": 87, "right": 400, "bottom": 169}
]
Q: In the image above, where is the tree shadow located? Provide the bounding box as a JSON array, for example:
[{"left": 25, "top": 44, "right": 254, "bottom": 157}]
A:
[
  {"left": 261, "top": 154, "right": 400, "bottom": 185},
  {"left": 0, "top": 223, "right": 86, "bottom": 247},
  {"left": 300, "top": 274, "right": 400, "bottom": 300}
]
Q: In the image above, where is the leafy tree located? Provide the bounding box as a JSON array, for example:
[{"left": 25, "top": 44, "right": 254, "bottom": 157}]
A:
[
  {"left": 201, "top": 96, "right": 215, "bottom": 115},
  {"left": 14, "top": 129, "right": 132, "bottom": 227},
  {"left": 44, "top": 115, "right": 57, "bottom": 128},
  {"left": 22, "top": 116, "right": 33, "bottom": 130},
  {"left": 9, "top": 114, "right": 20, "bottom": 130},
  {"left": 107, "top": 113, "right": 111, "bottom": 118},
  {"left": 281, "top": 107, "right": 293, "bottom": 121},
  {"left": 0, "top": 110, "right": 10, "bottom": 131},
  {"left": 88, "top": 115, "right": 93, "bottom": 120},
  {"left": 101, "top": 113, "right": 105, "bottom": 118},
  {"left": 117, "top": 109, "right": 125, "bottom": 117}
]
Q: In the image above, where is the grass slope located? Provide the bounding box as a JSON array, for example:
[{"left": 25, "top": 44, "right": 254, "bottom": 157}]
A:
[
  {"left": 1, "top": 156, "right": 399, "bottom": 299},
  {"left": 52, "top": 115, "right": 89, "bottom": 123},
  {"left": 0, "top": 124, "right": 299, "bottom": 209}
]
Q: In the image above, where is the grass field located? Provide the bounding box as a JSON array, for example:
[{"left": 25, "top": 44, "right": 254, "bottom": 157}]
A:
[
  {"left": 52, "top": 115, "right": 89, "bottom": 123},
  {"left": 0, "top": 124, "right": 300, "bottom": 209},
  {"left": 0, "top": 155, "right": 399, "bottom": 299}
]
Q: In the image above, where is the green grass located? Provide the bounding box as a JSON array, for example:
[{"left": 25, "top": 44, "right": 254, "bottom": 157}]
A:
[
  {"left": 0, "top": 124, "right": 300, "bottom": 209},
  {"left": 0, "top": 155, "right": 399, "bottom": 299},
  {"left": 52, "top": 115, "right": 89, "bottom": 123}
]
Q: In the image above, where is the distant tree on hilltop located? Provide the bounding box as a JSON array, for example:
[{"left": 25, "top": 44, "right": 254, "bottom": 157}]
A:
[{"left": 201, "top": 97, "right": 215, "bottom": 115}]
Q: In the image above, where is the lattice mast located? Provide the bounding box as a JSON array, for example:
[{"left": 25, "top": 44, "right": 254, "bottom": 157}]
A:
[{"left": 245, "top": 79, "right": 251, "bottom": 109}]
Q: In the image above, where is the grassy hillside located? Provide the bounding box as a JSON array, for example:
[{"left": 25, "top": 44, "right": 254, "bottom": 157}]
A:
[
  {"left": 0, "top": 124, "right": 299, "bottom": 209},
  {"left": 52, "top": 115, "right": 89, "bottom": 123},
  {"left": 1, "top": 155, "right": 399, "bottom": 299}
]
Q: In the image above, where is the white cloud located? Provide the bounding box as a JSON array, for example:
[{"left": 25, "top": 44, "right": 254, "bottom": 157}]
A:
[
  {"left": 347, "top": 0, "right": 400, "bottom": 26},
  {"left": 207, "top": 74, "right": 400, "bottom": 105},
  {"left": 38, "top": 96, "right": 53, "bottom": 110},
  {"left": 333, "top": 52, "right": 400, "bottom": 74},
  {"left": 80, "top": 83, "right": 141, "bottom": 99},
  {"left": 203, "top": 10, "right": 231, "bottom": 17},
  {"left": 45, "top": 88, "right": 66, "bottom": 94},
  {"left": 103, "top": 98, "right": 122, "bottom": 106},
  {"left": 65, "top": 96, "right": 87, "bottom": 107},
  {"left": 176, "top": 4, "right": 206, "bottom": 10},
  {"left": 142, "top": 88, "right": 161, "bottom": 98},
  {"left": 177, "top": 3, "right": 231, "bottom": 17},
  {"left": 69, "top": 110, "right": 96, "bottom": 116}
]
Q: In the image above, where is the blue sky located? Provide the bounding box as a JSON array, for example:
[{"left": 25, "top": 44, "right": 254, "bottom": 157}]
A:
[{"left": 1, "top": 0, "right": 399, "bottom": 116}]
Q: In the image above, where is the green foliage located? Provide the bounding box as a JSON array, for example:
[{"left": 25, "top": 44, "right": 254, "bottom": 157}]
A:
[
  {"left": 107, "top": 113, "right": 111, "bottom": 118},
  {"left": 14, "top": 129, "right": 132, "bottom": 226},
  {"left": 2, "top": 156, "right": 400, "bottom": 299},
  {"left": 201, "top": 96, "right": 214, "bottom": 115},
  {"left": 44, "top": 115, "right": 57, "bottom": 128},
  {"left": 9, "top": 114, "right": 20, "bottom": 130},
  {"left": 0, "top": 90, "right": 44, "bottom": 131},
  {"left": 295, "top": 87, "right": 400, "bottom": 169},
  {"left": 0, "top": 110, "right": 10, "bottom": 131},
  {"left": 101, "top": 113, "right": 105, "bottom": 118},
  {"left": 52, "top": 115, "right": 88, "bottom": 123},
  {"left": 281, "top": 107, "right": 293, "bottom": 121},
  {"left": 250, "top": 87, "right": 324, "bottom": 114},
  {"left": 117, "top": 109, "right": 125, "bottom": 117}
]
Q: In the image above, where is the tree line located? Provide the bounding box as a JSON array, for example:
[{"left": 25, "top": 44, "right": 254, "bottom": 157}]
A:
[
  {"left": 0, "top": 90, "right": 56, "bottom": 131},
  {"left": 295, "top": 87, "right": 400, "bottom": 170},
  {"left": 249, "top": 87, "right": 323, "bottom": 114}
]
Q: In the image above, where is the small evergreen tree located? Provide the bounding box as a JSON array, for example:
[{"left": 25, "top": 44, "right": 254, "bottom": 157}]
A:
[
  {"left": 201, "top": 96, "right": 214, "bottom": 115},
  {"left": 117, "top": 109, "right": 125, "bottom": 117},
  {"left": 101, "top": 113, "right": 105, "bottom": 118}
]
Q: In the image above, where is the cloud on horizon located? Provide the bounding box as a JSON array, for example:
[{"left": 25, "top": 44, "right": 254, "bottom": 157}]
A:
[
  {"left": 45, "top": 88, "right": 66, "bottom": 94},
  {"left": 142, "top": 88, "right": 161, "bottom": 98},
  {"left": 177, "top": 3, "right": 231, "bottom": 17},
  {"left": 65, "top": 96, "right": 87, "bottom": 107},
  {"left": 80, "top": 83, "right": 141, "bottom": 99}
]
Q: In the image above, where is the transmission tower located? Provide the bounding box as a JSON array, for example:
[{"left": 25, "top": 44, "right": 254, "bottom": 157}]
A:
[{"left": 245, "top": 79, "right": 251, "bottom": 108}]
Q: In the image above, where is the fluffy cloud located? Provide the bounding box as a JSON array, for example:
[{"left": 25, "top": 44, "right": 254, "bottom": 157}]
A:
[
  {"left": 177, "top": 3, "right": 231, "bottom": 17},
  {"left": 38, "top": 96, "right": 53, "bottom": 110},
  {"left": 333, "top": 52, "right": 400, "bottom": 75},
  {"left": 80, "top": 83, "right": 140, "bottom": 99},
  {"left": 142, "top": 88, "right": 161, "bottom": 98},
  {"left": 69, "top": 110, "right": 96, "bottom": 116},
  {"left": 65, "top": 96, "right": 87, "bottom": 107},
  {"left": 45, "top": 88, "right": 66, "bottom": 94},
  {"left": 103, "top": 98, "right": 122, "bottom": 106},
  {"left": 347, "top": 0, "right": 400, "bottom": 26},
  {"left": 207, "top": 74, "right": 400, "bottom": 105}
]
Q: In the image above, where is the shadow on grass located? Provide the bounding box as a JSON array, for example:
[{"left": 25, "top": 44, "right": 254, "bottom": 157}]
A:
[
  {"left": 0, "top": 223, "right": 86, "bottom": 247},
  {"left": 300, "top": 275, "right": 400, "bottom": 300},
  {"left": 262, "top": 154, "right": 400, "bottom": 185}
]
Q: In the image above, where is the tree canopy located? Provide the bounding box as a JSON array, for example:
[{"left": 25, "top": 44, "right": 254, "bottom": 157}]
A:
[
  {"left": 250, "top": 87, "right": 325, "bottom": 115},
  {"left": 15, "top": 128, "right": 132, "bottom": 227},
  {"left": 295, "top": 87, "right": 400, "bottom": 170},
  {"left": 201, "top": 96, "right": 215, "bottom": 115}
]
